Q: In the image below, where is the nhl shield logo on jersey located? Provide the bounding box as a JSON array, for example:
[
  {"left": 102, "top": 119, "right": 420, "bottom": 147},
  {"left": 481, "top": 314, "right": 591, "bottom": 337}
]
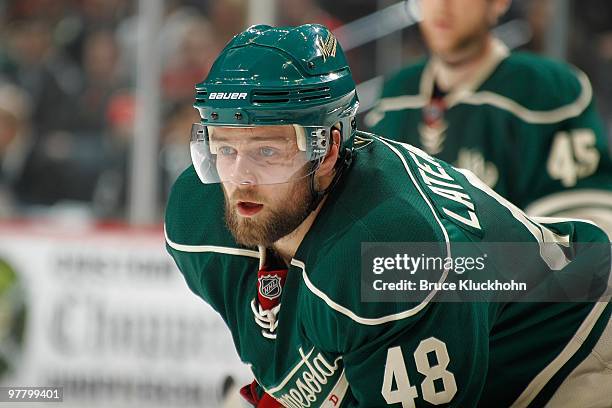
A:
[{"left": 258, "top": 275, "right": 283, "bottom": 300}]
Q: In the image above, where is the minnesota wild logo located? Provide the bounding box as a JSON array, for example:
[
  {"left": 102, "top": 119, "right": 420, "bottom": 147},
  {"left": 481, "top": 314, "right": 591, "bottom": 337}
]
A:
[
  {"left": 316, "top": 32, "right": 337, "bottom": 62},
  {"left": 455, "top": 148, "right": 499, "bottom": 188}
]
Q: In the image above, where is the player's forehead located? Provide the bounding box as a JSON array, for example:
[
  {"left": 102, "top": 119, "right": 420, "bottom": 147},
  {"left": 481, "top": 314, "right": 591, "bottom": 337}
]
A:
[{"left": 211, "top": 125, "right": 297, "bottom": 141}]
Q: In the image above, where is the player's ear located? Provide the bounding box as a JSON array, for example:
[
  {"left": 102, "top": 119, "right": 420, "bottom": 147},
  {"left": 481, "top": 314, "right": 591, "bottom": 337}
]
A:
[
  {"left": 489, "top": 0, "right": 510, "bottom": 25},
  {"left": 316, "top": 128, "right": 341, "bottom": 178}
]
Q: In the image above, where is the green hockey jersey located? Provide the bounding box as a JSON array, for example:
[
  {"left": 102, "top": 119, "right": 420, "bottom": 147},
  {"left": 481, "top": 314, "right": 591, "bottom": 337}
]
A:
[
  {"left": 366, "top": 40, "right": 612, "bottom": 233},
  {"left": 165, "top": 134, "right": 611, "bottom": 407}
]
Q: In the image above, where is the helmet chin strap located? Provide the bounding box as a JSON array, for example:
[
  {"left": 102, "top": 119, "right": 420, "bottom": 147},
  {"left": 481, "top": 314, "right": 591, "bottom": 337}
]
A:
[{"left": 305, "top": 148, "right": 353, "bottom": 214}]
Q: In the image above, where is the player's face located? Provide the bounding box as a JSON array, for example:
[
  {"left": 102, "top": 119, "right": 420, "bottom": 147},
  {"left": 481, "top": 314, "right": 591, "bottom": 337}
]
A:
[
  {"left": 211, "top": 125, "right": 310, "bottom": 186},
  {"left": 419, "top": 0, "right": 501, "bottom": 62},
  {"left": 219, "top": 126, "right": 314, "bottom": 247}
]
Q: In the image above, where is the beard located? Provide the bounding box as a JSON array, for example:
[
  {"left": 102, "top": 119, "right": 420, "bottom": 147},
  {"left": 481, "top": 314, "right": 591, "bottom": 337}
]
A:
[{"left": 224, "top": 177, "right": 313, "bottom": 248}]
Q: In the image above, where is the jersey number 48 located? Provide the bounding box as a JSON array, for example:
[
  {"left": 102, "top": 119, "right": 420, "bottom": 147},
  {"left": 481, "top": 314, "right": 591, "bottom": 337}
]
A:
[{"left": 381, "top": 337, "right": 457, "bottom": 407}]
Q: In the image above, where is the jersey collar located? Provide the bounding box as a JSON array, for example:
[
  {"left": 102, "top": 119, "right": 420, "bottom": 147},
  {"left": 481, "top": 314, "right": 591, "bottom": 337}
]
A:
[{"left": 421, "top": 37, "right": 510, "bottom": 108}]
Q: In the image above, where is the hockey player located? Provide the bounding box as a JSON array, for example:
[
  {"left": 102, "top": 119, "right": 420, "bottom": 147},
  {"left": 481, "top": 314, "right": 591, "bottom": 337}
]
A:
[
  {"left": 367, "top": 0, "right": 612, "bottom": 234},
  {"left": 165, "top": 24, "right": 611, "bottom": 407}
]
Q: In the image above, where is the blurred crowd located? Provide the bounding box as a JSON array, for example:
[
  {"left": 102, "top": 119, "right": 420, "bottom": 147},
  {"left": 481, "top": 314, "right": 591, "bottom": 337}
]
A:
[{"left": 0, "top": 0, "right": 610, "bottom": 222}]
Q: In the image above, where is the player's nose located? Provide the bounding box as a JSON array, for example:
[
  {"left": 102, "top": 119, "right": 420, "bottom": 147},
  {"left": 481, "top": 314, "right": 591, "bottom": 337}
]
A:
[{"left": 228, "top": 154, "right": 258, "bottom": 186}]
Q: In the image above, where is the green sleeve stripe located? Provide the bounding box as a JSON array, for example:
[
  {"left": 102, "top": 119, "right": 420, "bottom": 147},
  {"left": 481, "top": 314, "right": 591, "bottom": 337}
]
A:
[
  {"left": 164, "top": 226, "right": 260, "bottom": 259},
  {"left": 510, "top": 301, "right": 611, "bottom": 407}
]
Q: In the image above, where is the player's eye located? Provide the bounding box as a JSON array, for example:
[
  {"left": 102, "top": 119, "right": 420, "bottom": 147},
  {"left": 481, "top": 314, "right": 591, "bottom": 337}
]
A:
[
  {"left": 218, "top": 146, "right": 237, "bottom": 156},
  {"left": 259, "top": 147, "right": 278, "bottom": 157}
]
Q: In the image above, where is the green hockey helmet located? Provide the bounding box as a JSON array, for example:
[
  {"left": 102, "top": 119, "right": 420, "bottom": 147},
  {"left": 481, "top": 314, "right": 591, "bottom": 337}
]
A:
[{"left": 191, "top": 24, "right": 359, "bottom": 186}]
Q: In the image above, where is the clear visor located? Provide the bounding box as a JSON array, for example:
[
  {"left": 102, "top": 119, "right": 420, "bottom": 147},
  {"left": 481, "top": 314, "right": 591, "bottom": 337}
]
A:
[{"left": 190, "top": 123, "right": 331, "bottom": 185}]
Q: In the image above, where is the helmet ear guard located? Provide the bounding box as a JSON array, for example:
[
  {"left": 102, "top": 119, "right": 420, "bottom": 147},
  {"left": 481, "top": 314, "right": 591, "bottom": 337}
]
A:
[
  {"left": 293, "top": 125, "right": 307, "bottom": 152},
  {"left": 206, "top": 126, "right": 218, "bottom": 154}
]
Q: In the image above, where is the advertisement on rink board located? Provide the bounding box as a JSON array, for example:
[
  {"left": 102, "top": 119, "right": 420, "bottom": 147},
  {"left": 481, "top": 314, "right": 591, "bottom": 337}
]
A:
[{"left": 0, "top": 223, "right": 250, "bottom": 407}]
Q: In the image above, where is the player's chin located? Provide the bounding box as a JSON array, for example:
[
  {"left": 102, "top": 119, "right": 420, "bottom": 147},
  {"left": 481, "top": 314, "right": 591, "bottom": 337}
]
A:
[
  {"left": 422, "top": 31, "right": 459, "bottom": 53},
  {"left": 428, "top": 39, "right": 459, "bottom": 56}
]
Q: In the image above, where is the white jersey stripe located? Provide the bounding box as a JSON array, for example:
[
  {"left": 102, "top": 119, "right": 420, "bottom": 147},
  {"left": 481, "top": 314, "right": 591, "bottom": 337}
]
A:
[
  {"left": 164, "top": 226, "right": 260, "bottom": 258},
  {"left": 367, "top": 66, "right": 592, "bottom": 126},
  {"left": 458, "top": 69, "right": 592, "bottom": 124},
  {"left": 525, "top": 189, "right": 612, "bottom": 217},
  {"left": 510, "top": 301, "right": 611, "bottom": 408}
]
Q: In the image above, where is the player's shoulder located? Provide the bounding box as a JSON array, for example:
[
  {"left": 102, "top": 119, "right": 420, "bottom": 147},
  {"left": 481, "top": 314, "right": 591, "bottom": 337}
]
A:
[
  {"left": 294, "top": 138, "right": 449, "bottom": 333},
  {"left": 165, "top": 165, "right": 233, "bottom": 247},
  {"left": 380, "top": 58, "right": 428, "bottom": 97},
  {"left": 337, "top": 135, "right": 448, "bottom": 242},
  {"left": 484, "top": 51, "right": 591, "bottom": 112}
]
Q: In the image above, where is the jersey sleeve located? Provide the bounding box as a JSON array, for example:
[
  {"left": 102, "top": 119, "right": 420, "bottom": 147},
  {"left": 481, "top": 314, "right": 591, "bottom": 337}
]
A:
[
  {"left": 544, "top": 70, "right": 611, "bottom": 190},
  {"left": 518, "top": 68, "right": 612, "bottom": 233}
]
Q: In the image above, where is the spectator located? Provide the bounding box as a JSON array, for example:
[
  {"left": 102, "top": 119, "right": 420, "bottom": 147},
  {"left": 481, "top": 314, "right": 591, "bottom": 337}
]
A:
[
  {"left": 71, "top": 29, "right": 125, "bottom": 132},
  {"left": 161, "top": 16, "right": 221, "bottom": 104},
  {"left": 0, "top": 82, "right": 33, "bottom": 216},
  {"left": 2, "top": 18, "right": 81, "bottom": 134}
]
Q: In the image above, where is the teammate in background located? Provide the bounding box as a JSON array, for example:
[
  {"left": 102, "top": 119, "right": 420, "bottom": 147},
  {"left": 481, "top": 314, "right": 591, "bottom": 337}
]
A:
[
  {"left": 367, "top": 0, "right": 612, "bottom": 234},
  {"left": 166, "top": 25, "right": 611, "bottom": 407}
]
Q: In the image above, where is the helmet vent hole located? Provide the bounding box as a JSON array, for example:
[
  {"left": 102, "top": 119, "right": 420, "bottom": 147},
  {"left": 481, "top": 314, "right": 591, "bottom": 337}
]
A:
[
  {"left": 195, "top": 90, "right": 208, "bottom": 102},
  {"left": 296, "top": 86, "right": 330, "bottom": 94},
  {"left": 297, "top": 86, "right": 330, "bottom": 102},
  {"left": 299, "top": 94, "right": 331, "bottom": 102},
  {"left": 252, "top": 90, "right": 291, "bottom": 104},
  {"left": 252, "top": 87, "right": 331, "bottom": 105}
]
